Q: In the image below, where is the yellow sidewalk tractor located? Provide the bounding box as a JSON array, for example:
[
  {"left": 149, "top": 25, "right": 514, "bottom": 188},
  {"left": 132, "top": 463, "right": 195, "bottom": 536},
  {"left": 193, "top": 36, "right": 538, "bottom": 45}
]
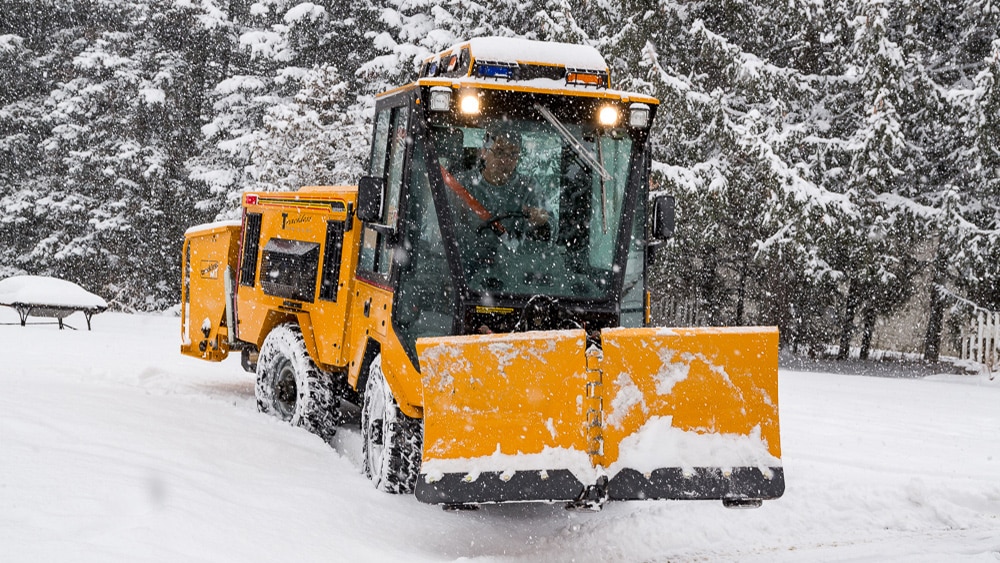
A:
[{"left": 180, "top": 37, "right": 783, "bottom": 509}]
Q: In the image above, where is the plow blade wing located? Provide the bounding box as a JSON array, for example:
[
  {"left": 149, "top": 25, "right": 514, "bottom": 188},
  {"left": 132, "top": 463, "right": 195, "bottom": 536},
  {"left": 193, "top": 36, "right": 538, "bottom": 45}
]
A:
[
  {"left": 415, "top": 330, "right": 595, "bottom": 504},
  {"left": 600, "top": 327, "right": 783, "bottom": 502},
  {"left": 414, "top": 326, "right": 783, "bottom": 505}
]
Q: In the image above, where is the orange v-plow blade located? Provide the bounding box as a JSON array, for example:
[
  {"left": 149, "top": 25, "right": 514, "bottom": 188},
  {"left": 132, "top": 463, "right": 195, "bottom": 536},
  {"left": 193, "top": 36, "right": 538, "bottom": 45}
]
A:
[{"left": 414, "top": 327, "right": 784, "bottom": 505}]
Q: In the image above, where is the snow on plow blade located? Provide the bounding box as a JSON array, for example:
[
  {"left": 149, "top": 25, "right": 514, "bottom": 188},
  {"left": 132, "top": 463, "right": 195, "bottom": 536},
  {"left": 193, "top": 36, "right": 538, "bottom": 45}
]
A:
[{"left": 414, "top": 327, "right": 783, "bottom": 505}]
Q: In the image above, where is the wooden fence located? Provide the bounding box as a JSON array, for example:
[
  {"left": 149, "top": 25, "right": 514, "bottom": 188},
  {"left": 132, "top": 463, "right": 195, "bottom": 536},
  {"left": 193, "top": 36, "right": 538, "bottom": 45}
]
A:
[
  {"left": 659, "top": 296, "right": 704, "bottom": 327},
  {"left": 963, "top": 311, "right": 999, "bottom": 378}
]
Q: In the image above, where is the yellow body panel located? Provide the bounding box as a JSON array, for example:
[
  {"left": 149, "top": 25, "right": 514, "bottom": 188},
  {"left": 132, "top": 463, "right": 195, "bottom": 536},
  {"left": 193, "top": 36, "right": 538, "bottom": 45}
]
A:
[
  {"left": 234, "top": 190, "right": 356, "bottom": 369},
  {"left": 180, "top": 222, "right": 241, "bottom": 361},
  {"left": 181, "top": 187, "right": 426, "bottom": 418},
  {"left": 346, "top": 279, "right": 424, "bottom": 418}
]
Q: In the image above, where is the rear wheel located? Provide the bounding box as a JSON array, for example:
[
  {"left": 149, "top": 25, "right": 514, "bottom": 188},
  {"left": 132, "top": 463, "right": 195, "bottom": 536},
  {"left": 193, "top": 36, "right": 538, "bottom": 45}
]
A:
[
  {"left": 361, "top": 355, "right": 422, "bottom": 493},
  {"left": 256, "top": 323, "right": 340, "bottom": 441}
]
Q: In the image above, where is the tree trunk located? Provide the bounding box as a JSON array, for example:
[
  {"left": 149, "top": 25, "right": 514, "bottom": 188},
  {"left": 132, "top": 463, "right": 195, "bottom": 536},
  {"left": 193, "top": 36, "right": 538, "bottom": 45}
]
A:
[
  {"left": 859, "top": 306, "right": 877, "bottom": 360},
  {"left": 923, "top": 243, "right": 947, "bottom": 362},
  {"left": 838, "top": 281, "right": 858, "bottom": 360},
  {"left": 735, "top": 256, "right": 747, "bottom": 326}
]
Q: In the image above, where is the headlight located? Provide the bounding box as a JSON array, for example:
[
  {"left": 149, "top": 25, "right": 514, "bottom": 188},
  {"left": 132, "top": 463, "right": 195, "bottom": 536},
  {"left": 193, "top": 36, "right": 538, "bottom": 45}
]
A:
[
  {"left": 598, "top": 106, "right": 619, "bottom": 126},
  {"left": 629, "top": 103, "right": 650, "bottom": 129},
  {"left": 429, "top": 87, "right": 452, "bottom": 112},
  {"left": 460, "top": 93, "right": 481, "bottom": 115}
]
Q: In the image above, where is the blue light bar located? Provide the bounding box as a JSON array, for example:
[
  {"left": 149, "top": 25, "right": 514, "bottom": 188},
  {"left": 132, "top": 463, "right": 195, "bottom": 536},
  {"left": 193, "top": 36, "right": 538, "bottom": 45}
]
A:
[{"left": 474, "top": 60, "right": 517, "bottom": 80}]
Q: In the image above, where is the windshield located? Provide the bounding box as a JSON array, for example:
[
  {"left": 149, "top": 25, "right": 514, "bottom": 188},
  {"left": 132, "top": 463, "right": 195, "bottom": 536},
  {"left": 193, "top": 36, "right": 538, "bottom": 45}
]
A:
[{"left": 427, "top": 97, "right": 637, "bottom": 301}]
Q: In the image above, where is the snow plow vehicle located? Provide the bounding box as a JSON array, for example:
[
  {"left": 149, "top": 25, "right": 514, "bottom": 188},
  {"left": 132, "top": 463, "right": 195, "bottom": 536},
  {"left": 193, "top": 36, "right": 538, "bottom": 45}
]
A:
[{"left": 180, "top": 37, "right": 784, "bottom": 509}]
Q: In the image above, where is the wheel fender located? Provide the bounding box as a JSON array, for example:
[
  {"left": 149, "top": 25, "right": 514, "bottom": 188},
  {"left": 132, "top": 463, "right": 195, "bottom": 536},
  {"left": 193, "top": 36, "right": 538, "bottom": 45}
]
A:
[
  {"left": 293, "top": 311, "right": 324, "bottom": 369},
  {"left": 379, "top": 343, "right": 424, "bottom": 419},
  {"left": 353, "top": 339, "right": 422, "bottom": 420},
  {"left": 253, "top": 309, "right": 297, "bottom": 350},
  {"left": 353, "top": 339, "right": 382, "bottom": 400}
]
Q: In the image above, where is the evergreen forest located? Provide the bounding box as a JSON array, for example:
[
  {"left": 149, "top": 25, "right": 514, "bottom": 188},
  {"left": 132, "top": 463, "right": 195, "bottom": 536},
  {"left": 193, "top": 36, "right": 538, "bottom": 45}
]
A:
[{"left": 1, "top": 0, "right": 998, "bottom": 360}]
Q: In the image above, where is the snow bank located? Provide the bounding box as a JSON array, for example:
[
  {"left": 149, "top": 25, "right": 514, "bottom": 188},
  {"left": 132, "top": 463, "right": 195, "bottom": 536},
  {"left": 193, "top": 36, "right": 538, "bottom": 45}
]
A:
[{"left": 3, "top": 311, "right": 999, "bottom": 561}]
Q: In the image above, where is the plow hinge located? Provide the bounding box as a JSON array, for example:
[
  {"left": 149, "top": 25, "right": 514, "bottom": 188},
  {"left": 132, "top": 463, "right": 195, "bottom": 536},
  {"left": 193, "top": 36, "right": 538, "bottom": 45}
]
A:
[{"left": 584, "top": 347, "right": 604, "bottom": 459}]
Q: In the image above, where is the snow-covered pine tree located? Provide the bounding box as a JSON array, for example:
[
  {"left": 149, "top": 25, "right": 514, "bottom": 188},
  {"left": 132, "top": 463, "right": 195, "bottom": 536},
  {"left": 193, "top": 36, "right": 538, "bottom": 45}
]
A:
[
  {"left": 820, "top": 0, "right": 919, "bottom": 359},
  {"left": 190, "top": 0, "right": 378, "bottom": 218},
  {"left": 0, "top": 1, "right": 77, "bottom": 278},
  {"left": 187, "top": 0, "right": 291, "bottom": 215},
  {"left": 618, "top": 0, "right": 852, "bottom": 352},
  {"left": 904, "top": 0, "right": 1000, "bottom": 359},
  {"left": 1, "top": 0, "right": 222, "bottom": 308},
  {"left": 251, "top": 64, "right": 369, "bottom": 192},
  {"left": 953, "top": 34, "right": 1000, "bottom": 312}
]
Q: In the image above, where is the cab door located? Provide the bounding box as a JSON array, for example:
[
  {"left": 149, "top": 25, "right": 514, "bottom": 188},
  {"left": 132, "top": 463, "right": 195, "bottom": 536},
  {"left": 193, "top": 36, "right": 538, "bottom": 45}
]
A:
[{"left": 347, "top": 93, "right": 413, "bottom": 391}]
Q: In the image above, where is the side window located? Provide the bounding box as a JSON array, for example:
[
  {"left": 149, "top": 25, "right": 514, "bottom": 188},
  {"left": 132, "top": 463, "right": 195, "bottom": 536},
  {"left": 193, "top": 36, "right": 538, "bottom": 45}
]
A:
[
  {"left": 588, "top": 136, "right": 632, "bottom": 269},
  {"left": 359, "top": 104, "right": 410, "bottom": 279},
  {"left": 621, "top": 195, "right": 646, "bottom": 327},
  {"left": 240, "top": 213, "right": 262, "bottom": 287},
  {"left": 369, "top": 110, "right": 391, "bottom": 177},
  {"left": 319, "top": 221, "right": 345, "bottom": 301},
  {"left": 393, "top": 137, "right": 455, "bottom": 362}
]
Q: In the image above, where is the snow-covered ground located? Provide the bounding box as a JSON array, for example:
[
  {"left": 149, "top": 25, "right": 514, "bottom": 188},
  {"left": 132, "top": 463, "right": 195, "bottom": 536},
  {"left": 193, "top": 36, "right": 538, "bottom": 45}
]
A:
[{"left": 2, "top": 308, "right": 998, "bottom": 562}]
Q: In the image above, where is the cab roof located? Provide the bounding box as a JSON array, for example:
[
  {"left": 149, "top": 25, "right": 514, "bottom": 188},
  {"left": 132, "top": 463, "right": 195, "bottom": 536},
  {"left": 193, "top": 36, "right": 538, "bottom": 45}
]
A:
[
  {"left": 445, "top": 37, "right": 607, "bottom": 70},
  {"left": 395, "top": 36, "right": 658, "bottom": 105},
  {"left": 419, "top": 36, "right": 610, "bottom": 87}
]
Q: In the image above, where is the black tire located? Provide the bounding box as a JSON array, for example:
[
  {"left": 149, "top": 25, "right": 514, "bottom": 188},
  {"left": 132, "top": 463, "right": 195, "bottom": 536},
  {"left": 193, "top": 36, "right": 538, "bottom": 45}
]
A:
[
  {"left": 361, "top": 355, "right": 423, "bottom": 493},
  {"left": 256, "top": 323, "right": 340, "bottom": 441}
]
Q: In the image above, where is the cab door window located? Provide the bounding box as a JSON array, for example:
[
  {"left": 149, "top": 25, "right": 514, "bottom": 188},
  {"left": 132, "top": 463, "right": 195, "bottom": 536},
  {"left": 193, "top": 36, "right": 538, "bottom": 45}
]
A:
[{"left": 359, "top": 104, "right": 410, "bottom": 280}]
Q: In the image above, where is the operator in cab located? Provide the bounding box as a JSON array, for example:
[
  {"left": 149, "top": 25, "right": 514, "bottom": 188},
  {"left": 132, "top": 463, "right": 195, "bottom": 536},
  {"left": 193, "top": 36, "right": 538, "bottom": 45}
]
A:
[{"left": 448, "top": 121, "right": 551, "bottom": 245}]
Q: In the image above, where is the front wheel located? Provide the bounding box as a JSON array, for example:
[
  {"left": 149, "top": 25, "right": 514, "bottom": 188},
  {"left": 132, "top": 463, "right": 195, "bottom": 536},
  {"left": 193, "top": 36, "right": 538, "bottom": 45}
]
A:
[
  {"left": 361, "top": 355, "right": 422, "bottom": 493},
  {"left": 255, "top": 323, "right": 340, "bottom": 441}
]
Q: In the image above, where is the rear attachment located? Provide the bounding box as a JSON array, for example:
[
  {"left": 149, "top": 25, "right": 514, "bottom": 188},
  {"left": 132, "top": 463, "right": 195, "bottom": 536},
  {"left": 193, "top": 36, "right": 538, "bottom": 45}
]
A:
[{"left": 415, "top": 327, "right": 784, "bottom": 507}]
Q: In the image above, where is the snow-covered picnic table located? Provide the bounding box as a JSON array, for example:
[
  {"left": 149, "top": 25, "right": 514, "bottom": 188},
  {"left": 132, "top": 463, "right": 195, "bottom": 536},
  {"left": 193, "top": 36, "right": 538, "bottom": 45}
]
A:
[{"left": 0, "top": 275, "right": 108, "bottom": 330}]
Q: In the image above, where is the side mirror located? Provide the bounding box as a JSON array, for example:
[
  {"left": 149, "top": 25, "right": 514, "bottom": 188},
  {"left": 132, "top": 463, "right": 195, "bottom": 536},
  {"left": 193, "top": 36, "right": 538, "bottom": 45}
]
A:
[
  {"left": 357, "top": 176, "right": 385, "bottom": 223},
  {"left": 652, "top": 195, "right": 675, "bottom": 240}
]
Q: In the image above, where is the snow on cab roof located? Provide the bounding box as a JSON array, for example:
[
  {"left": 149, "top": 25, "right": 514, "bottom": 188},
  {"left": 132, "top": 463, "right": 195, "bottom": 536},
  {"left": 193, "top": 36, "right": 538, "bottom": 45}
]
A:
[
  {"left": 423, "top": 37, "right": 609, "bottom": 74},
  {"left": 407, "top": 37, "right": 667, "bottom": 103},
  {"left": 461, "top": 37, "right": 607, "bottom": 70},
  {"left": 416, "top": 37, "right": 620, "bottom": 92}
]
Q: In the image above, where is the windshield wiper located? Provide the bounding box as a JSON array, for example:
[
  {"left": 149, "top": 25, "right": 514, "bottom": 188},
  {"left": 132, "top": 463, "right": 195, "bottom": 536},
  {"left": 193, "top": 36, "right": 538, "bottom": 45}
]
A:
[
  {"left": 534, "top": 104, "right": 611, "bottom": 182},
  {"left": 534, "top": 103, "right": 613, "bottom": 232}
]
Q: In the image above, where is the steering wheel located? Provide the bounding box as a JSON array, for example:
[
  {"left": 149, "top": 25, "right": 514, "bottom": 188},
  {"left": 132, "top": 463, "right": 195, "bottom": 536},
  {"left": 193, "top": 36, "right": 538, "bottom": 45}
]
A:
[
  {"left": 513, "top": 295, "right": 585, "bottom": 332},
  {"left": 475, "top": 211, "right": 531, "bottom": 237}
]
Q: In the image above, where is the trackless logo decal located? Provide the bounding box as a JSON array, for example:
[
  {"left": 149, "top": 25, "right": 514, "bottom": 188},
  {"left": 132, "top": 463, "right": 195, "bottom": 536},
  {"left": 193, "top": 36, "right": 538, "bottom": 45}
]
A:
[
  {"left": 200, "top": 260, "right": 220, "bottom": 279},
  {"left": 281, "top": 213, "right": 313, "bottom": 229}
]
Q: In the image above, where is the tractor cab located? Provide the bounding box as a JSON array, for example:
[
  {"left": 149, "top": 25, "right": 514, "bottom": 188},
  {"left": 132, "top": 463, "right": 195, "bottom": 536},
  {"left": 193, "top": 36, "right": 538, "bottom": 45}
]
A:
[{"left": 357, "top": 37, "right": 664, "bottom": 365}]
